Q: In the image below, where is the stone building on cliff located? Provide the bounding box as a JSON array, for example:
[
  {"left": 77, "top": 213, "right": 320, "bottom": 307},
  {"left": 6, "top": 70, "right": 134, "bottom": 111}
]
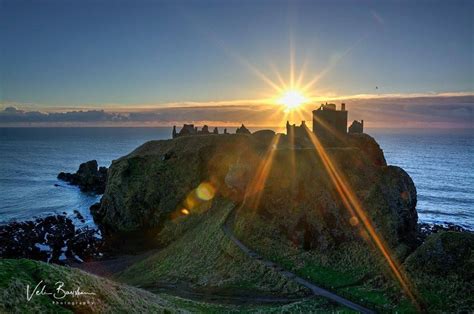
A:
[
  {"left": 285, "top": 102, "right": 365, "bottom": 142},
  {"left": 172, "top": 123, "right": 250, "bottom": 138},
  {"left": 349, "top": 120, "right": 364, "bottom": 133},
  {"left": 286, "top": 120, "right": 310, "bottom": 139},
  {"left": 312, "top": 103, "right": 348, "bottom": 139}
]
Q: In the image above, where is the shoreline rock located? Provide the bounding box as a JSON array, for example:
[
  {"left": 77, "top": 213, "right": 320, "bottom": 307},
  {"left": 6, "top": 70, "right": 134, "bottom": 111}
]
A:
[
  {"left": 58, "top": 160, "right": 107, "bottom": 194},
  {"left": 416, "top": 222, "right": 471, "bottom": 245},
  {"left": 0, "top": 215, "right": 103, "bottom": 264}
]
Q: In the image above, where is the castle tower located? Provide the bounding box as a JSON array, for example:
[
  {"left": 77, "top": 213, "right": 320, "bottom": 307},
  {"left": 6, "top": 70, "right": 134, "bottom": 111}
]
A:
[
  {"left": 312, "top": 103, "right": 348, "bottom": 140},
  {"left": 172, "top": 126, "right": 177, "bottom": 138}
]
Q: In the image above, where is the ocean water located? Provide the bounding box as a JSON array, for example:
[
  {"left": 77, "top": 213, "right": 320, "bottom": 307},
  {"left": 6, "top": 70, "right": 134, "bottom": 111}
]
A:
[
  {"left": 371, "top": 128, "right": 473, "bottom": 230},
  {"left": 0, "top": 127, "right": 472, "bottom": 230}
]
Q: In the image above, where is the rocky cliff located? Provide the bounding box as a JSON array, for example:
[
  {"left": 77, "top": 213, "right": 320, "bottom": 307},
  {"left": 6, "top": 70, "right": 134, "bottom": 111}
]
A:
[{"left": 91, "top": 132, "right": 417, "bottom": 254}]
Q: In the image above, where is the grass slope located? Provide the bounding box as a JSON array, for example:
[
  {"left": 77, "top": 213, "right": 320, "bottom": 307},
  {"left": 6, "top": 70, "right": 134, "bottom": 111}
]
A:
[
  {"left": 0, "top": 258, "right": 179, "bottom": 313},
  {"left": 233, "top": 209, "right": 473, "bottom": 312},
  {"left": 117, "top": 198, "right": 307, "bottom": 297},
  {"left": 233, "top": 213, "right": 403, "bottom": 312},
  {"left": 0, "top": 258, "right": 346, "bottom": 313},
  {"left": 116, "top": 198, "right": 346, "bottom": 311}
]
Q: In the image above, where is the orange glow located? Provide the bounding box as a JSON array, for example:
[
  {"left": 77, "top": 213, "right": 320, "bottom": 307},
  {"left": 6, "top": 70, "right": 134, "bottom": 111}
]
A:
[
  {"left": 243, "top": 134, "right": 282, "bottom": 210},
  {"left": 196, "top": 182, "right": 216, "bottom": 201},
  {"left": 181, "top": 208, "right": 190, "bottom": 215},
  {"left": 349, "top": 216, "right": 359, "bottom": 226}
]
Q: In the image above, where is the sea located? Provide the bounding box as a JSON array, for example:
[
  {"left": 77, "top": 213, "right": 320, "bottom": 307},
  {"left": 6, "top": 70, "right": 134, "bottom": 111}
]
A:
[{"left": 0, "top": 127, "right": 472, "bottom": 230}]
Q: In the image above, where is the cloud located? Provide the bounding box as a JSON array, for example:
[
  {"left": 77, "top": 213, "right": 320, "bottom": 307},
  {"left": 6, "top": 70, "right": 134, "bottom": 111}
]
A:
[{"left": 1, "top": 93, "right": 473, "bottom": 128}]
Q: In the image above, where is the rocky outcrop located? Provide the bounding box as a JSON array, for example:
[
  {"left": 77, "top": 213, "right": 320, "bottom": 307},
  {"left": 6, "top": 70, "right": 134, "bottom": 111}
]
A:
[
  {"left": 0, "top": 215, "right": 103, "bottom": 264},
  {"left": 91, "top": 134, "right": 259, "bottom": 236},
  {"left": 93, "top": 133, "right": 418, "bottom": 255},
  {"left": 346, "top": 133, "right": 387, "bottom": 166},
  {"left": 234, "top": 144, "right": 417, "bottom": 255},
  {"left": 417, "top": 222, "right": 470, "bottom": 245},
  {"left": 405, "top": 231, "right": 473, "bottom": 279},
  {"left": 58, "top": 160, "right": 107, "bottom": 194}
]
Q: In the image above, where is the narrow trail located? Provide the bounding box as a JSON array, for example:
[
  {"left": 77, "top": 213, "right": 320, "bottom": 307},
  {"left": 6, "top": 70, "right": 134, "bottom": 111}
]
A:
[{"left": 222, "top": 205, "right": 375, "bottom": 314}]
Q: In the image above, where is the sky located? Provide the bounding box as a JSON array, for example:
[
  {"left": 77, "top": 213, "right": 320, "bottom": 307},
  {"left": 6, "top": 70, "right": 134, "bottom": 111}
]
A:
[{"left": 0, "top": 0, "right": 473, "bottom": 127}]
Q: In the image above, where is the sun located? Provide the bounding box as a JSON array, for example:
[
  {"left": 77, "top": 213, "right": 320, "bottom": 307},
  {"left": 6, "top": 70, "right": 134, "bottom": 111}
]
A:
[{"left": 277, "top": 90, "right": 307, "bottom": 110}]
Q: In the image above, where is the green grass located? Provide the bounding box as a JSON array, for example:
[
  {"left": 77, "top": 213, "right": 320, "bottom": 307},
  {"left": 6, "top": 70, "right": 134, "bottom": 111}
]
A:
[
  {"left": 0, "top": 258, "right": 347, "bottom": 313},
  {"left": 117, "top": 198, "right": 310, "bottom": 298},
  {"left": 231, "top": 208, "right": 474, "bottom": 312},
  {"left": 232, "top": 209, "right": 410, "bottom": 312},
  {"left": 0, "top": 259, "right": 181, "bottom": 313},
  {"left": 158, "top": 293, "right": 349, "bottom": 313}
]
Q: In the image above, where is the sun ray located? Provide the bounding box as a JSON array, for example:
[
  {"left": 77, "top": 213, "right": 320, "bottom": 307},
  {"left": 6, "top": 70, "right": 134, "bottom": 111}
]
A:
[
  {"left": 289, "top": 35, "right": 295, "bottom": 89},
  {"left": 303, "top": 127, "right": 422, "bottom": 310},
  {"left": 269, "top": 62, "right": 288, "bottom": 89},
  {"left": 301, "top": 33, "right": 370, "bottom": 93},
  {"left": 295, "top": 57, "right": 309, "bottom": 89},
  {"left": 244, "top": 133, "right": 282, "bottom": 211}
]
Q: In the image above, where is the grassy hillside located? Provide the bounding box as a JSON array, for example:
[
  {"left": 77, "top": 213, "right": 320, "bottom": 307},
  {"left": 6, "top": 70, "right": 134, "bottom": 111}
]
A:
[
  {"left": 233, "top": 208, "right": 473, "bottom": 312},
  {"left": 232, "top": 207, "right": 405, "bottom": 311},
  {"left": 0, "top": 258, "right": 181, "bottom": 313},
  {"left": 116, "top": 198, "right": 348, "bottom": 312},
  {"left": 0, "top": 258, "right": 350, "bottom": 313},
  {"left": 117, "top": 198, "right": 307, "bottom": 297}
]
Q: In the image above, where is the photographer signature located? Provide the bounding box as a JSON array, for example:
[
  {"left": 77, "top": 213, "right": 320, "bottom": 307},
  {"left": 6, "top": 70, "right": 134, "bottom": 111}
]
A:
[{"left": 26, "top": 280, "right": 96, "bottom": 301}]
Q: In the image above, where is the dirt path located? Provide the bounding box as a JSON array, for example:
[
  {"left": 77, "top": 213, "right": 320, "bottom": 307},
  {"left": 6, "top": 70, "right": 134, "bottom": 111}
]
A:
[{"left": 222, "top": 205, "right": 375, "bottom": 314}]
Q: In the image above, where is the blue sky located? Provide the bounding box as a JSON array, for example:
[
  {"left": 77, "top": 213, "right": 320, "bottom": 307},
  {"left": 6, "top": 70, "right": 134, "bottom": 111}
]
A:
[{"left": 0, "top": 0, "right": 472, "bottom": 127}]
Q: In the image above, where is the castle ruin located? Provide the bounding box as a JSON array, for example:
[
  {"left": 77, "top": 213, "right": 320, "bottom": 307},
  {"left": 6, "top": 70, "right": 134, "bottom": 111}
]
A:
[
  {"left": 348, "top": 120, "right": 364, "bottom": 133},
  {"left": 172, "top": 102, "right": 363, "bottom": 141},
  {"left": 172, "top": 124, "right": 246, "bottom": 138},
  {"left": 312, "top": 103, "right": 348, "bottom": 139}
]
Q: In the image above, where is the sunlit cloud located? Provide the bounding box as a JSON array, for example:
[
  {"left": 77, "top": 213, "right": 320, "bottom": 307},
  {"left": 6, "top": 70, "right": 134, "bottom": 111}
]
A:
[{"left": 1, "top": 92, "right": 472, "bottom": 128}]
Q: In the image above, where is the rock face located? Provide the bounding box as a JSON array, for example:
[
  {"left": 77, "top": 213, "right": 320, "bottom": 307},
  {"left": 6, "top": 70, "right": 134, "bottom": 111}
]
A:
[
  {"left": 58, "top": 160, "right": 107, "bottom": 194},
  {"left": 405, "top": 231, "right": 473, "bottom": 279},
  {"left": 235, "top": 143, "right": 417, "bottom": 254},
  {"left": 92, "top": 135, "right": 260, "bottom": 236},
  {"left": 346, "top": 133, "right": 387, "bottom": 166},
  {"left": 93, "top": 133, "right": 418, "bottom": 253}
]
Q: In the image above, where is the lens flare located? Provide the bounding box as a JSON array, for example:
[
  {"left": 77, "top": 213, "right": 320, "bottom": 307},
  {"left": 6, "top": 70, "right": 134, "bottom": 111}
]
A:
[{"left": 196, "top": 182, "right": 216, "bottom": 201}]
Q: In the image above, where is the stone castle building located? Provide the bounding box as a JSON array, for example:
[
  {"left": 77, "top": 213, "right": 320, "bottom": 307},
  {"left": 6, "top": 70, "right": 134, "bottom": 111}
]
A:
[
  {"left": 312, "top": 103, "right": 348, "bottom": 139},
  {"left": 287, "top": 102, "right": 364, "bottom": 141},
  {"left": 286, "top": 120, "right": 310, "bottom": 139},
  {"left": 349, "top": 120, "right": 364, "bottom": 133},
  {"left": 172, "top": 124, "right": 240, "bottom": 138}
]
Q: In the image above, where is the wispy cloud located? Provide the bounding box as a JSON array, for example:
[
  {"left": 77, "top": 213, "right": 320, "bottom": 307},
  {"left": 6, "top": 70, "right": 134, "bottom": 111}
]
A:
[{"left": 1, "top": 92, "right": 472, "bottom": 128}]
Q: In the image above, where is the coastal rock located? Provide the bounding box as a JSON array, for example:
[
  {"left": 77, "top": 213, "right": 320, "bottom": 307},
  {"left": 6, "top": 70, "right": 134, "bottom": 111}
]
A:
[
  {"left": 0, "top": 215, "right": 103, "bottom": 264},
  {"left": 346, "top": 133, "right": 387, "bottom": 166},
  {"left": 57, "top": 160, "right": 107, "bottom": 194},
  {"left": 234, "top": 144, "right": 418, "bottom": 254},
  {"left": 94, "top": 133, "right": 418, "bottom": 254},
  {"left": 93, "top": 134, "right": 257, "bottom": 236},
  {"left": 416, "top": 222, "right": 469, "bottom": 245}
]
